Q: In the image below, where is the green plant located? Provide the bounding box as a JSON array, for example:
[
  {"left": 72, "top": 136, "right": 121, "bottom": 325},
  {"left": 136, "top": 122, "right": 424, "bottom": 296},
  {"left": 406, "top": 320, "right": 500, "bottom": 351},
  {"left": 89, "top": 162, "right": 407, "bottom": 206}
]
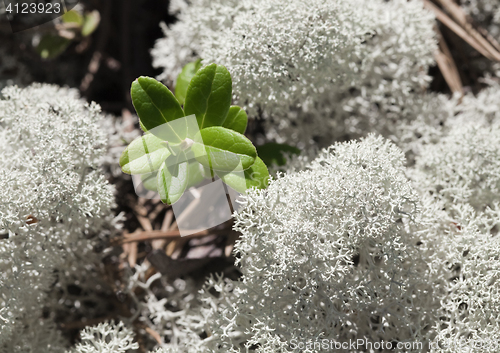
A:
[
  {"left": 256, "top": 142, "right": 301, "bottom": 168},
  {"left": 119, "top": 63, "right": 269, "bottom": 204},
  {"left": 36, "top": 9, "right": 100, "bottom": 59}
]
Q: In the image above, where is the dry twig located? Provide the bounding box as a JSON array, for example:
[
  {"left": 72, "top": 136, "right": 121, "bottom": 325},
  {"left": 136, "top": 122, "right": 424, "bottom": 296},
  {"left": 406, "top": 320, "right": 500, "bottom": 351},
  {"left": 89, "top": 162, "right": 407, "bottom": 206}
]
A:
[
  {"left": 80, "top": 1, "right": 112, "bottom": 93},
  {"left": 144, "top": 327, "right": 162, "bottom": 345},
  {"left": 434, "top": 0, "right": 500, "bottom": 60},
  {"left": 118, "top": 229, "right": 214, "bottom": 245},
  {"left": 434, "top": 26, "right": 464, "bottom": 94},
  {"left": 424, "top": 0, "right": 500, "bottom": 61}
]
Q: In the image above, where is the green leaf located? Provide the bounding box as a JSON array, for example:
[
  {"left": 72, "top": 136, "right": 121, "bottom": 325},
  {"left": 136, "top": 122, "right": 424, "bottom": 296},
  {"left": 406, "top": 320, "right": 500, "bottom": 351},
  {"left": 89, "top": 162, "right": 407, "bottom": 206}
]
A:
[
  {"left": 62, "top": 10, "right": 83, "bottom": 26},
  {"left": 256, "top": 143, "right": 301, "bottom": 167},
  {"left": 222, "top": 106, "right": 248, "bottom": 134},
  {"left": 186, "top": 161, "right": 206, "bottom": 188},
  {"left": 36, "top": 35, "right": 71, "bottom": 59},
  {"left": 141, "top": 172, "right": 158, "bottom": 192},
  {"left": 175, "top": 59, "right": 202, "bottom": 106},
  {"left": 218, "top": 157, "right": 269, "bottom": 193},
  {"left": 81, "top": 10, "right": 101, "bottom": 37},
  {"left": 119, "top": 133, "right": 170, "bottom": 174},
  {"left": 131, "top": 77, "right": 185, "bottom": 142},
  {"left": 184, "top": 64, "right": 232, "bottom": 129},
  {"left": 192, "top": 126, "right": 256, "bottom": 172},
  {"left": 157, "top": 153, "right": 189, "bottom": 204}
]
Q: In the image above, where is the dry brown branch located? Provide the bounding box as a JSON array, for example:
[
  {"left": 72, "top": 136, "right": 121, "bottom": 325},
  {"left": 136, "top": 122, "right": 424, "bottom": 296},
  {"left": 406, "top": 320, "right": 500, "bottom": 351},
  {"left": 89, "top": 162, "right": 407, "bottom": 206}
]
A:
[
  {"left": 128, "top": 241, "right": 138, "bottom": 268},
  {"left": 120, "top": 242, "right": 131, "bottom": 264},
  {"left": 166, "top": 236, "right": 190, "bottom": 259},
  {"left": 80, "top": 52, "right": 102, "bottom": 91},
  {"left": 152, "top": 210, "right": 174, "bottom": 250},
  {"left": 144, "top": 327, "right": 162, "bottom": 344},
  {"left": 136, "top": 213, "right": 153, "bottom": 231},
  {"left": 165, "top": 217, "right": 180, "bottom": 257},
  {"left": 434, "top": 26, "right": 464, "bottom": 94},
  {"left": 165, "top": 241, "right": 176, "bottom": 257},
  {"left": 149, "top": 203, "right": 166, "bottom": 223},
  {"left": 161, "top": 210, "right": 174, "bottom": 232},
  {"left": 424, "top": 0, "right": 499, "bottom": 61},
  {"left": 434, "top": 0, "right": 500, "bottom": 60},
  {"left": 132, "top": 201, "right": 154, "bottom": 232},
  {"left": 477, "top": 26, "right": 500, "bottom": 52},
  {"left": 80, "top": 1, "right": 112, "bottom": 93},
  {"left": 116, "top": 229, "right": 212, "bottom": 245},
  {"left": 165, "top": 197, "right": 198, "bottom": 256}
]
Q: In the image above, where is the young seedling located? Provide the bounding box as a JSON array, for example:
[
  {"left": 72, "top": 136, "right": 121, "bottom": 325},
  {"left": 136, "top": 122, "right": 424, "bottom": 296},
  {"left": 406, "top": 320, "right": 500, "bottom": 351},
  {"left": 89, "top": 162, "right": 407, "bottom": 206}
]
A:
[{"left": 120, "top": 63, "right": 269, "bottom": 204}]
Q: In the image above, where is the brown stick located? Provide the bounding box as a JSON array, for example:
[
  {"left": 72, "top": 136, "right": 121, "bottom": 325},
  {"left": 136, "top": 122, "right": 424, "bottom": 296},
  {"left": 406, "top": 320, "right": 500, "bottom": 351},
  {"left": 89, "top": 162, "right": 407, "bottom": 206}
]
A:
[
  {"left": 152, "top": 210, "right": 174, "bottom": 250},
  {"left": 149, "top": 203, "right": 167, "bottom": 223},
  {"left": 128, "top": 242, "right": 138, "bottom": 268},
  {"left": 434, "top": 26, "right": 464, "bottom": 94},
  {"left": 161, "top": 210, "right": 174, "bottom": 232},
  {"left": 132, "top": 201, "right": 154, "bottom": 232},
  {"left": 117, "top": 229, "right": 211, "bottom": 244},
  {"left": 423, "top": 0, "right": 499, "bottom": 61},
  {"left": 145, "top": 327, "right": 162, "bottom": 344},
  {"left": 434, "top": 0, "right": 500, "bottom": 60},
  {"left": 80, "top": 1, "right": 113, "bottom": 93},
  {"left": 477, "top": 27, "right": 500, "bottom": 53}
]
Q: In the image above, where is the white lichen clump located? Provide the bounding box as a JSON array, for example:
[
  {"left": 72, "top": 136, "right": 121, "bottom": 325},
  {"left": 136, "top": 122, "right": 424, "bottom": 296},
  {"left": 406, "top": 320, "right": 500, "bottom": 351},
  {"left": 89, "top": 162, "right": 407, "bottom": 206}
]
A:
[
  {"left": 145, "top": 136, "right": 438, "bottom": 353},
  {"left": 218, "top": 135, "right": 436, "bottom": 352},
  {"left": 68, "top": 321, "right": 139, "bottom": 353},
  {"left": 409, "top": 87, "right": 500, "bottom": 351},
  {"left": 0, "top": 84, "right": 116, "bottom": 352},
  {"left": 152, "top": 0, "right": 437, "bottom": 145}
]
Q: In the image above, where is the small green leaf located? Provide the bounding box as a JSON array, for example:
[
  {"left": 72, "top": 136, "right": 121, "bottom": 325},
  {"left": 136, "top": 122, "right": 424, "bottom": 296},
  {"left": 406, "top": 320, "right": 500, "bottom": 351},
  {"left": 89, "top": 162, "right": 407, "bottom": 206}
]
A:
[
  {"left": 222, "top": 106, "right": 248, "bottom": 134},
  {"left": 62, "top": 10, "right": 83, "bottom": 26},
  {"left": 131, "top": 77, "right": 185, "bottom": 142},
  {"left": 157, "top": 153, "right": 189, "bottom": 204},
  {"left": 256, "top": 143, "right": 301, "bottom": 167},
  {"left": 192, "top": 126, "right": 256, "bottom": 172},
  {"left": 81, "top": 10, "right": 101, "bottom": 37},
  {"left": 119, "top": 133, "right": 170, "bottom": 174},
  {"left": 141, "top": 172, "right": 158, "bottom": 191},
  {"left": 218, "top": 157, "right": 269, "bottom": 193},
  {"left": 175, "top": 59, "right": 202, "bottom": 106},
  {"left": 186, "top": 161, "right": 206, "bottom": 188},
  {"left": 184, "top": 63, "right": 232, "bottom": 129},
  {"left": 36, "top": 34, "right": 71, "bottom": 59}
]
